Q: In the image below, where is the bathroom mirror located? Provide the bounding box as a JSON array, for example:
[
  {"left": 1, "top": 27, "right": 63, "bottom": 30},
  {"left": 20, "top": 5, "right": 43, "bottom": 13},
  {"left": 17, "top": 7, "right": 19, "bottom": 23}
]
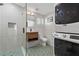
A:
[{"left": 27, "top": 20, "right": 35, "bottom": 27}]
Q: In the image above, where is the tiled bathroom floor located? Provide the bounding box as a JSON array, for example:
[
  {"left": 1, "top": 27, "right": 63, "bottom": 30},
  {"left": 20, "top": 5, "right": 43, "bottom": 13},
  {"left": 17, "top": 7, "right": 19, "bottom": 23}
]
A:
[
  {"left": 27, "top": 45, "right": 53, "bottom": 56},
  {"left": 0, "top": 45, "right": 53, "bottom": 56},
  {"left": 0, "top": 48, "right": 24, "bottom": 56}
]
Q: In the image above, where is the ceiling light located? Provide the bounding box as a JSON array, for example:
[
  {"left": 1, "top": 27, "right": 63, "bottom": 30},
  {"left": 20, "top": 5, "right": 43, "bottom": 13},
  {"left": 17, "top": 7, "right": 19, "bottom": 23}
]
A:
[
  {"left": 27, "top": 11, "right": 34, "bottom": 16},
  {"left": 31, "top": 12, "right": 34, "bottom": 15},
  {"left": 27, "top": 11, "right": 31, "bottom": 15}
]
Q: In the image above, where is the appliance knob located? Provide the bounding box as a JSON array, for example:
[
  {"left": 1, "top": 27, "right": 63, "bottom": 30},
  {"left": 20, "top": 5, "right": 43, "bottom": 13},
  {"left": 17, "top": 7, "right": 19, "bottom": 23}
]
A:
[{"left": 63, "top": 34, "right": 66, "bottom": 38}]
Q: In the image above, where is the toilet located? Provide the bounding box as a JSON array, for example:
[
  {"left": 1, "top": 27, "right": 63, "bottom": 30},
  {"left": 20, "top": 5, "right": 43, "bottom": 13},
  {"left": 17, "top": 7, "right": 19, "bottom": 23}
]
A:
[{"left": 39, "top": 33, "right": 48, "bottom": 46}]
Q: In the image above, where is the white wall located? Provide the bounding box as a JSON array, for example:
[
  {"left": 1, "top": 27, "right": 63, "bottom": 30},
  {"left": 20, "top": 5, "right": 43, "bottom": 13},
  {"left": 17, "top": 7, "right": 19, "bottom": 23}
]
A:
[
  {"left": 44, "top": 4, "right": 55, "bottom": 47},
  {"left": 44, "top": 14, "right": 55, "bottom": 46},
  {"left": 0, "top": 3, "right": 26, "bottom": 51}
]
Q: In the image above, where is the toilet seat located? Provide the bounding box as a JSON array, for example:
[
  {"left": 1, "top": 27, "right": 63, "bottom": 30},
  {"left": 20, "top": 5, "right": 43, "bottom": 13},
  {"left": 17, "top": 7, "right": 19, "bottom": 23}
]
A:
[{"left": 41, "top": 37, "right": 48, "bottom": 42}]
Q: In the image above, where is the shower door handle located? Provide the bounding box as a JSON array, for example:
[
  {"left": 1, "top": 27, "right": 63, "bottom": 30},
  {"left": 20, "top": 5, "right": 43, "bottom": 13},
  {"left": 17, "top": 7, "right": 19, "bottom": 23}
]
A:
[{"left": 23, "top": 27, "right": 25, "bottom": 34}]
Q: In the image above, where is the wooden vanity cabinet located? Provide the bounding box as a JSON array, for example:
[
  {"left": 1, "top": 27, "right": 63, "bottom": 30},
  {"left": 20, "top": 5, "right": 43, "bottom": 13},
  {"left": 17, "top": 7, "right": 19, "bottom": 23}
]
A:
[{"left": 26, "top": 32, "right": 38, "bottom": 42}]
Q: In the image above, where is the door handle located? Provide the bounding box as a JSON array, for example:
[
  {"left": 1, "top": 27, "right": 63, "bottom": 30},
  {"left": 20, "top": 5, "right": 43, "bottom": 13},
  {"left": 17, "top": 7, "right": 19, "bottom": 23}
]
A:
[{"left": 23, "top": 28, "right": 25, "bottom": 33}]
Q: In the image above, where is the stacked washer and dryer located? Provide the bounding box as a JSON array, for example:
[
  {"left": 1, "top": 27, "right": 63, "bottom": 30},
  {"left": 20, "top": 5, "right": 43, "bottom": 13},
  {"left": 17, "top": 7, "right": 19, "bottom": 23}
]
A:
[{"left": 54, "top": 3, "right": 79, "bottom": 56}]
